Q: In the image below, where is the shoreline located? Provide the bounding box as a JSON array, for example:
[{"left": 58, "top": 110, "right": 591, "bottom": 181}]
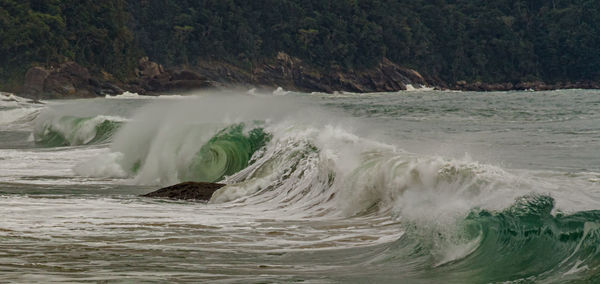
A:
[
  {"left": 4, "top": 81, "right": 600, "bottom": 101},
  {"left": 5, "top": 56, "right": 600, "bottom": 99}
]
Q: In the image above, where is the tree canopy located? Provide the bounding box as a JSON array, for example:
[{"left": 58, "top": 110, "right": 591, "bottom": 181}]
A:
[{"left": 1, "top": 0, "right": 599, "bottom": 88}]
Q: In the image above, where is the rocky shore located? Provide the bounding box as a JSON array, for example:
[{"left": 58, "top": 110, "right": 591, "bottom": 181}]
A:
[
  {"left": 191, "top": 52, "right": 428, "bottom": 93},
  {"left": 14, "top": 53, "right": 600, "bottom": 99},
  {"left": 19, "top": 58, "right": 215, "bottom": 99}
]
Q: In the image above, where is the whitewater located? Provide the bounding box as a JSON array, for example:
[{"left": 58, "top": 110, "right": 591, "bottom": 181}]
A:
[{"left": 1, "top": 89, "right": 599, "bottom": 282}]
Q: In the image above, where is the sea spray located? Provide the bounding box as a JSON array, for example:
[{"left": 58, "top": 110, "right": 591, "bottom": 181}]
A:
[
  {"left": 75, "top": 93, "right": 598, "bottom": 218},
  {"left": 3, "top": 89, "right": 600, "bottom": 282},
  {"left": 78, "top": 94, "right": 303, "bottom": 185},
  {"left": 70, "top": 91, "right": 600, "bottom": 282},
  {"left": 0, "top": 108, "right": 40, "bottom": 126}
]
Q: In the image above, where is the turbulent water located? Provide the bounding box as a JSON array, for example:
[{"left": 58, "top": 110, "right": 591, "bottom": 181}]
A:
[{"left": 1, "top": 89, "right": 599, "bottom": 283}]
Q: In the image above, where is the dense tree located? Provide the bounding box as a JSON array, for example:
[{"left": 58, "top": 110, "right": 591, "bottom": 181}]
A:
[
  {"left": 0, "top": 0, "right": 137, "bottom": 86},
  {"left": 1, "top": 0, "right": 599, "bottom": 89}
]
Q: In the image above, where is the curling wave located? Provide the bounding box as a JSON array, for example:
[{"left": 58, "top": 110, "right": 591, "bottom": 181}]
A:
[
  {"left": 33, "top": 115, "right": 125, "bottom": 146},
  {"left": 184, "top": 124, "right": 271, "bottom": 182},
  {"left": 381, "top": 194, "right": 600, "bottom": 282}
]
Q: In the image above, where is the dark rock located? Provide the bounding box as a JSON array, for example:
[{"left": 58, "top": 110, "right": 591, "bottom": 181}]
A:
[
  {"left": 15, "top": 55, "right": 600, "bottom": 96},
  {"left": 21, "top": 61, "right": 98, "bottom": 99},
  {"left": 99, "top": 82, "right": 124, "bottom": 95},
  {"left": 131, "top": 61, "right": 214, "bottom": 93},
  {"left": 171, "top": 69, "right": 206, "bottom": 81},
  {"left": 19, "top": 61, "right": 137, "bottom": 99},
  {"left": 142, "top": 182, "right": 226, "bottom": 201},
  {"left": 22, "top": 67, "right": 50, "bottom": 99},
  {"left": 147, "top": 77, "right": 166, "bottom": 91},
  {"left": 121, "top": 83, "right": 147, "bottom": 95},
  {"left": 44, "top": 73, "right": 75, "bottom": 96},
  {"left": 43, "top": 62, "right": 92, "bottom": 98},
  {"left": 60, "top": 61, "right": 90, "bottom": 79},
  {"left": 137, "top": 57, "right": 164, "bottom": 78},
  {"left": 88, "top": 77, "right": 102, "bottom": 88},
  {"left": 163, "top": 80, "right": 212, "bottom": 90},
  {"left": 515, "top": 81, "right": 546, "bottom": 91},
  {"left": 191, "top": 52, "right": 428, "bottom": 93}
]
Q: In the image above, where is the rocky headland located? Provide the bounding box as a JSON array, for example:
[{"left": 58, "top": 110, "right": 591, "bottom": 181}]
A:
[
  {"left": 19, "top": 58, "right": 215, "bottom": 99},
  {"left": 17, "top": 53, "right": 430, "bottom": 99},
  {"left": 15, "top": 52, "right": 600, "bottom": 100}
]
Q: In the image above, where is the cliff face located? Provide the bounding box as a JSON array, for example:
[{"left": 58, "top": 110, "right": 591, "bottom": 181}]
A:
[
  {"left": 18, "top": 52, "right": 600, "bottom": 99},
  {"left": 21, "top": 62, "right": 123, "bottom": 99},
  {"left": 19, "top": 54, "right": 431, "bottom": 99},
  {"left": 258, "top": 53, "right": 428, "bottom": 92},
  {"left": 192, "top": 52, "right": 428, "bottom": 93},
  {"left": 18, "top": 58, "right": 214, "bottom": 99}
]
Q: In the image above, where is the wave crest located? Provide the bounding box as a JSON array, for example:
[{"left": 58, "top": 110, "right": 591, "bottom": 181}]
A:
[{"left": 33, "top": 115, "right": 125, "bottom": 146}]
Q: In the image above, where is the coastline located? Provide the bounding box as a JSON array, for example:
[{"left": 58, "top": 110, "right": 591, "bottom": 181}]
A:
[{"left": 5, "top": 55, "right": 600, "bottom": 99}]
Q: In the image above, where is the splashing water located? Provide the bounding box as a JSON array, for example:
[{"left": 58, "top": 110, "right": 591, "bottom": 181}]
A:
[{"left": 1, "top": 90, "right": 600, "bottom": 282}]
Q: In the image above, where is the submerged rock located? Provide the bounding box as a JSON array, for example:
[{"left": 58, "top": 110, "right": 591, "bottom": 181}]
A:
[{"left": 141, "top": 182, "right": 225, "bottom": 201}]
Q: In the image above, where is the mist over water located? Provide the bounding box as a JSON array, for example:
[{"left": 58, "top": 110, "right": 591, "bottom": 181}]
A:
[{"left": 1, "top": 89, "right": 600, "bottom": 282}]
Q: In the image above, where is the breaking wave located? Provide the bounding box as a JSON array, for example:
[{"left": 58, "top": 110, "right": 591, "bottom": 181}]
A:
[
  {"left": 33, "top": 115, "right": 125, "bottom": 146},
  {"left": 0, "top": 93, "right": 43, "bottom": 127},
  {"left": 0, "top": 107, "right": 41, "bottom": 126},
  {"left": 382, "top": 194, "right": 600, "bottom": 282},
  {"left": 73, "top": 94, "right": 600, "bottom": 281}
]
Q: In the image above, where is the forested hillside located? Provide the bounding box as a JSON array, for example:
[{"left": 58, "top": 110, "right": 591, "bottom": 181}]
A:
[{"left": 2, "top": 0, "right": 599, "bottom": 90}]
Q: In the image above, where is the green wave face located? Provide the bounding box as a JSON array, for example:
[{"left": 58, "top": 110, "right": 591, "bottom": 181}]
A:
[
  {"left": 458, "top": 195, "right": 600, "bottom": 282},
  {"left": 34, "top": 116, "right": 122, "bottom": 147},
  {"left": 390, "top": 194, "right": 600, "bottom": 282},
  {"left": 184, "top": 123, "right": 271, "bottom": 182}
]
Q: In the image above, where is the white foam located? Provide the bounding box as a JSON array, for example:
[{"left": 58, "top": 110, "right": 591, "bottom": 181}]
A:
[
  {"left": 0, "top": 93, "right": 41, "bottom": 108},
  {"left": 105, "top": 91, "right": 144, "bottom": 99},
  {"left": 0, "top": 108, "right": 40, "bottom": 125},
  {"left": 0, "top": 147, "right": 121, "bottom": 185},
  {"left": 434, "top": 233, "right": 482, "bottom": 267},
  {"left": 563, "top": 259, "right": 589, "bottom": 276},
  {"left": 105, "top": 91, "right": 194, "bottom": 100},
  {"left": 272, "top": 87, "right": 289, "bottom": 96},
  {"left": 74, "top": 151, "right": 127, "bottom": 178},
  {"left": 404, "top": 84, "right": 435, "bottom": 91},
  {"left": 73, "top": 93, "right": 600, "bottom": 222}
]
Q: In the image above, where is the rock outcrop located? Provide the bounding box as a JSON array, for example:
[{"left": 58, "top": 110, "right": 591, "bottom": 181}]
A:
[
  {"left": 23, "top": 67, "right": 50, "bottom": 96},
  {"left": 19, "top": 58, "right": 216, "bottom": 99},
  {"left": 21, "top": 61, "right": 122, "bottom": 99},
  {"left": 124, "top": 57, "right": 214, "bottom": 94},
  {"left": 14, "top": 55, "right": 600, "bottom": 98},
  {"left": 43, "top": 61, "right": 93, "bottom": 98},
  {"left": 141, "top": 182, "right": 226, "bottom": 201},
  {"left": 193, "top": 52, "right": 429, "bottom": 93}
]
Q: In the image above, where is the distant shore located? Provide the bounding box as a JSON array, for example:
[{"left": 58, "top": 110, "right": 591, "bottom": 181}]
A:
[{"left": 7, "top": 55, "right": 600, "bottom": 100}]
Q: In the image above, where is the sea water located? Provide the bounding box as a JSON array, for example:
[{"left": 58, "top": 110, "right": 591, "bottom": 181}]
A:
[{"left": 0, "top": 89, "right": 599, "bottom": 282}]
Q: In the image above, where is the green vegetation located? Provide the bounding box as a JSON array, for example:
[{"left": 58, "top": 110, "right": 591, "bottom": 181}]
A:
[
  {"left": 0, "top": 0, "right": 138, "bottom": 86},
  {"left": 2, "top": 0, "right": 599, "bottom": 89}
]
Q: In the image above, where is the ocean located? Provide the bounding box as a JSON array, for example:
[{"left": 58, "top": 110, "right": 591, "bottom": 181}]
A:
[{"left": 0, "top": 89, "right": 599, "bottom": 283}]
